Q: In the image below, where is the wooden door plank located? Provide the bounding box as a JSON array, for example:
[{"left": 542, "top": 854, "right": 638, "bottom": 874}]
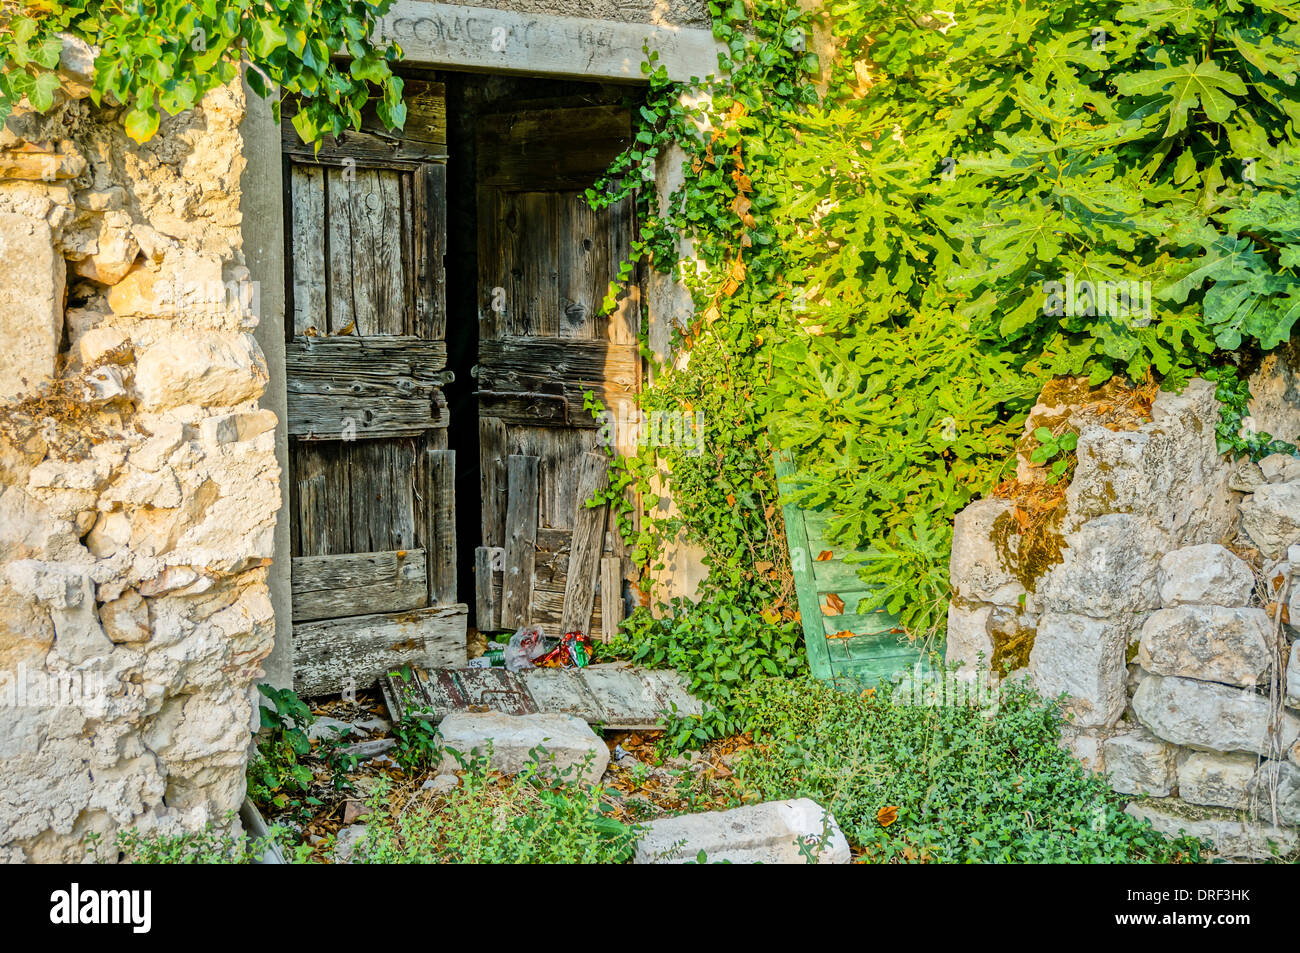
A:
[
  {"left": 520, "top": 668, "right": 605, "bottom": 722},
  {"left": 291, "top": 549, "right": 428, "bottom": 622},
  {"left": 292, "top": 604, "right": 467, "bottom": 696},
  {"left": 560, "top": 452, "right": 609, "bottom": 635},
  {"left": 287, "top": 391, "right": 448, "bottom": 439},
  {"left": 501, "top": 454, "right": 539, "bottom": 628},
  {"left": 427, "top": 447, "right": 457, "bottom": 605},
  {"left": 474, "top": 546, "right": 500, "bottom": 631},
  {"left": 289, "top": 165, "right": 327, "bottom": 336},
  {"left": 479, "top": 416, "right": 508, "bottom": 547},
  {"left": 600, "top": 555, "right": 623, "bottom": 643}
]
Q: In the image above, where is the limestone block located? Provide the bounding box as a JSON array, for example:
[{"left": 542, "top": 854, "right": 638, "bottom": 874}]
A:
[
  {"left": 1240, "top": 482, "right": 1300, "bottom": 558},
  {"left": 633, "top": 799, "right": 851, "bottom": 864},
  {"left": 1133, "top": 675, "right": 1300, "bottom": 756},
  {"left": 944, "top": 600, "right": 992, "bottom": 671},
  {"left": 100, "top": 589, "right": 150, "bottom": 644},
  {"left": 1247, "top": 760, "right": 1300, "bottom": 827},
  {"left": 75, "top": 326, "right": 129, "bottom": 367},
  {"left": 1137, "top": 606, "right": 1272, "bottom": 688},
  {"left": 1103, "top": 729, "right": 1178, "bottom": 796},
  {"left": 949, "top": 499, "right": 1024, "bottom": 605},
  {"left": 199, "top": 409, "right": 277, "bottom": 447},
  {"left": 131, "top": 421, "right": 185, "bottom": 472},
  {"left": 1125, "top": 800, "right": 1297, "bottom": 859},
  {"left": 71, "top": 210, "right": 139, "bottom": 285},
  {"left": 436, "top": 711, "right": 609, "bottom": 784},
  {"left": 1247, "top": 341, "right": 1300, "bottom": 445},
  {"left": 0, "top": 213, "right": 63, "bottom": 399},
  {"left": 1028, "top": 612, "right": 1130, "bottom": 728},
  {"left": 1259, "top": 453, "right": 1300, "bottom": 484},
  {"left": 1157, "top": 544, "right": 1255, "bottom": 607},
  {"left": 134, "top": 332, "right": 267, "bottom": 410},
  {"left": 1036, "top": 515, "right": 1161, "bottom": 617},
  {"left": 1059, "top": 725, "right": 1107, "bottom": 774},
  {"left": 1066, "top": 379, "right": 1236, "bottom": 547},
  {"left": 1178, "top": 751, "right": 1257, "bottom": 810}
]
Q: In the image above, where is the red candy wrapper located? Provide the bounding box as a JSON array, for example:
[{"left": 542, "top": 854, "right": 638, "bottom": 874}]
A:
[{"left": 533, "top": 631, "right": 593, "bottom": 669}]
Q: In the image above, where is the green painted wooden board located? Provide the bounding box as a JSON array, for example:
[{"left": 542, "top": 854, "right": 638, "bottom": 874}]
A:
[{"left": 775, "top": 452, "right": 925, "bottom": 687}]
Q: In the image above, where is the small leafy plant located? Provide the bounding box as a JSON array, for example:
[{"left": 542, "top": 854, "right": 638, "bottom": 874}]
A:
[
  {"left": 391, "top": 713, "right": 441, "bottom": 774},
  {"left": 1030, "top": 427, "right": 1079, "bottom": 485},
  {"left": 247, "top": 684, "right": 319, "bottom": 819},
  {"left": 353, "top": 751, "right": 641, "bottom": 864}
]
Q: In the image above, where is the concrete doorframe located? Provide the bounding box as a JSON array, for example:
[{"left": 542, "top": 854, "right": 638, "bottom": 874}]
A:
[{"left": 240, "top": 5, "right": 719, "bottom": 688}]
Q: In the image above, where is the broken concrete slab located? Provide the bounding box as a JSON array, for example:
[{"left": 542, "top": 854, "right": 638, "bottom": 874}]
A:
[
  {"left": 436, "top": 710, "right": 609, "bottom": 784},
  {"left": 633, "top": 799, "right": 851, "bottom": 865}
]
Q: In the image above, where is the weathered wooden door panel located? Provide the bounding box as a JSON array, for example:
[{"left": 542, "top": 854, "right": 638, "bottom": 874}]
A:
[
  {"left": 283, "top": 82, "right": 465, "bottom": 694},
  {"left": 474, "top": 104, "right": 640, "bottom": 641}
]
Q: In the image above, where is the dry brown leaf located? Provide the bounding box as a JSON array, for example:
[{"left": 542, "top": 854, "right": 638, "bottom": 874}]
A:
[
  {"left": 817, "top": 550, "right": 833, "bottom": 561},
  {"left": 822, "top": 593, "right": 846, "bottom": 616},
  {"left": 877, "top": 805, "right": 899, "bottom": 827}
]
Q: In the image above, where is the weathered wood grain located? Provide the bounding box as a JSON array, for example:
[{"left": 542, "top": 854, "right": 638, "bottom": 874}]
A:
[
  {"left": 474, "top": 546, "right": 500, "bottom": 631},
  {"left": 560, "top": 452, "right": 609, "bottom": 635},
  {"left": 426, "top": 447, "right": 457, "bottom": 605},
  {"left": 286, "top": 336, "right": 448, "bottom": 385},
  {"left": 291, "top": 549, "right": 428, "bottom": 622},
  {"left": 293, "top": 604, "right": 467, "bottom": 696},
  {"left": 479, "top": 416, "right": 508, "bottom": 547},
  {"left": 287, "top": 389, "right": 448, "bottom": 439},
  {"left": 600, "top": 555, "right": 623, "bottom": 643},
  {"left": 477, "top": 106, "right": 630, "bottom": 191},
  {"left": 326, "top": 166, "right": 408, "bottom": 335},
  {"left": 501, "top": 454, "right": 539, "bottom": 628},
  {"left": 282, "top": 79, "right": 448, "bottom": 162},
  {"left": 289, "top": 165, "right": 327, "bottom": 336}
]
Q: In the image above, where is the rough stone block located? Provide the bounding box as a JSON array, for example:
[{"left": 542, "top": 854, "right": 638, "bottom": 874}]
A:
[
  {"left": 1132, "top": 675, "right": 1300, "bottom": 756},
  {"left": 134, "top": 332, "right": 268, "bottom": 410},
  {"left": 1065, "top": 380, "right": 1236, "bottom": 547},
  {"left": 0, "top": 213, "right": 64, "bottom": 399},
  {"left": 1157, "top": 544, "right": 1255, "bottom": 607},
  {"left": 1260, "top": 453, "right": 1300, "bottom": 484},
  {"left": 1028, "top": 612, "right": 1129, "bottom": 727},
  {"left": 633, "top": 799, "right": 851, "bottom": 864},
  {"left": 436, "top": 711, "right": 609, "bottom": 785},
  {"left": 1178, "top": 751, "right": 1257, "bottom": 810},
  {"left": 1036, "top": 515, "right": 1161, "bottom": 617},
  {"left": 944, "top": 600, "right": 992, "bottom": 671},
  {"left": 1240, "top": 482, "right": 1300, "bottom": 558},
  {"left": 949, "top": 499, "right": 1024, "bottom": 605},
  {"left": 1125, "top": 800, "right": 1298, "bottom": 860},
  {"left": 1247, "top": 759, "right": 1300, "bottom": 827},
  {"left": 1137, "top": 605, "right": 1272, "bottom": 688},
  {"left": 1103, "top": 729, "right": 1178, "bottom": 796}
]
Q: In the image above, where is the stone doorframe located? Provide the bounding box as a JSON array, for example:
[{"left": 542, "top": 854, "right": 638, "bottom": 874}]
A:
[{"left": 239, "top": 3, "right": 719, "bottom": 687}]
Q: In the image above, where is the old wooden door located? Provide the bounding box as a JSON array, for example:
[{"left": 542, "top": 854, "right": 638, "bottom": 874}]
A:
[
  {"left": 282, "top": 81, "right": 466, "bottom": 696},
  {"left": 474, "top": 104, "right": 640, "bottom": 641}
]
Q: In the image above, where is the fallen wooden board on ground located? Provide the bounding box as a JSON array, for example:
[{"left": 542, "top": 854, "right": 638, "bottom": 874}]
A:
[{"left": 379, "top": 662, "right": 702, "bottom": 730}]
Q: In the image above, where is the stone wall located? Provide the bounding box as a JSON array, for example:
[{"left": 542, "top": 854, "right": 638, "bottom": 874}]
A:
[
  {"left": 0, "top": 57, "right": 278, "bottom": 862},
  {"left": 947, "top": 366, "right": 1300, "bottom": 859}
]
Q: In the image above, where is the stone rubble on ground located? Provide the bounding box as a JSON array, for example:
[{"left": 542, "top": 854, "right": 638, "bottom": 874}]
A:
[
  {"left": 435, "top": 710, "right": 610, "bottom": 784},
  {"left": 632, "top": 798, "right": 851, "bottom": 864}
]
